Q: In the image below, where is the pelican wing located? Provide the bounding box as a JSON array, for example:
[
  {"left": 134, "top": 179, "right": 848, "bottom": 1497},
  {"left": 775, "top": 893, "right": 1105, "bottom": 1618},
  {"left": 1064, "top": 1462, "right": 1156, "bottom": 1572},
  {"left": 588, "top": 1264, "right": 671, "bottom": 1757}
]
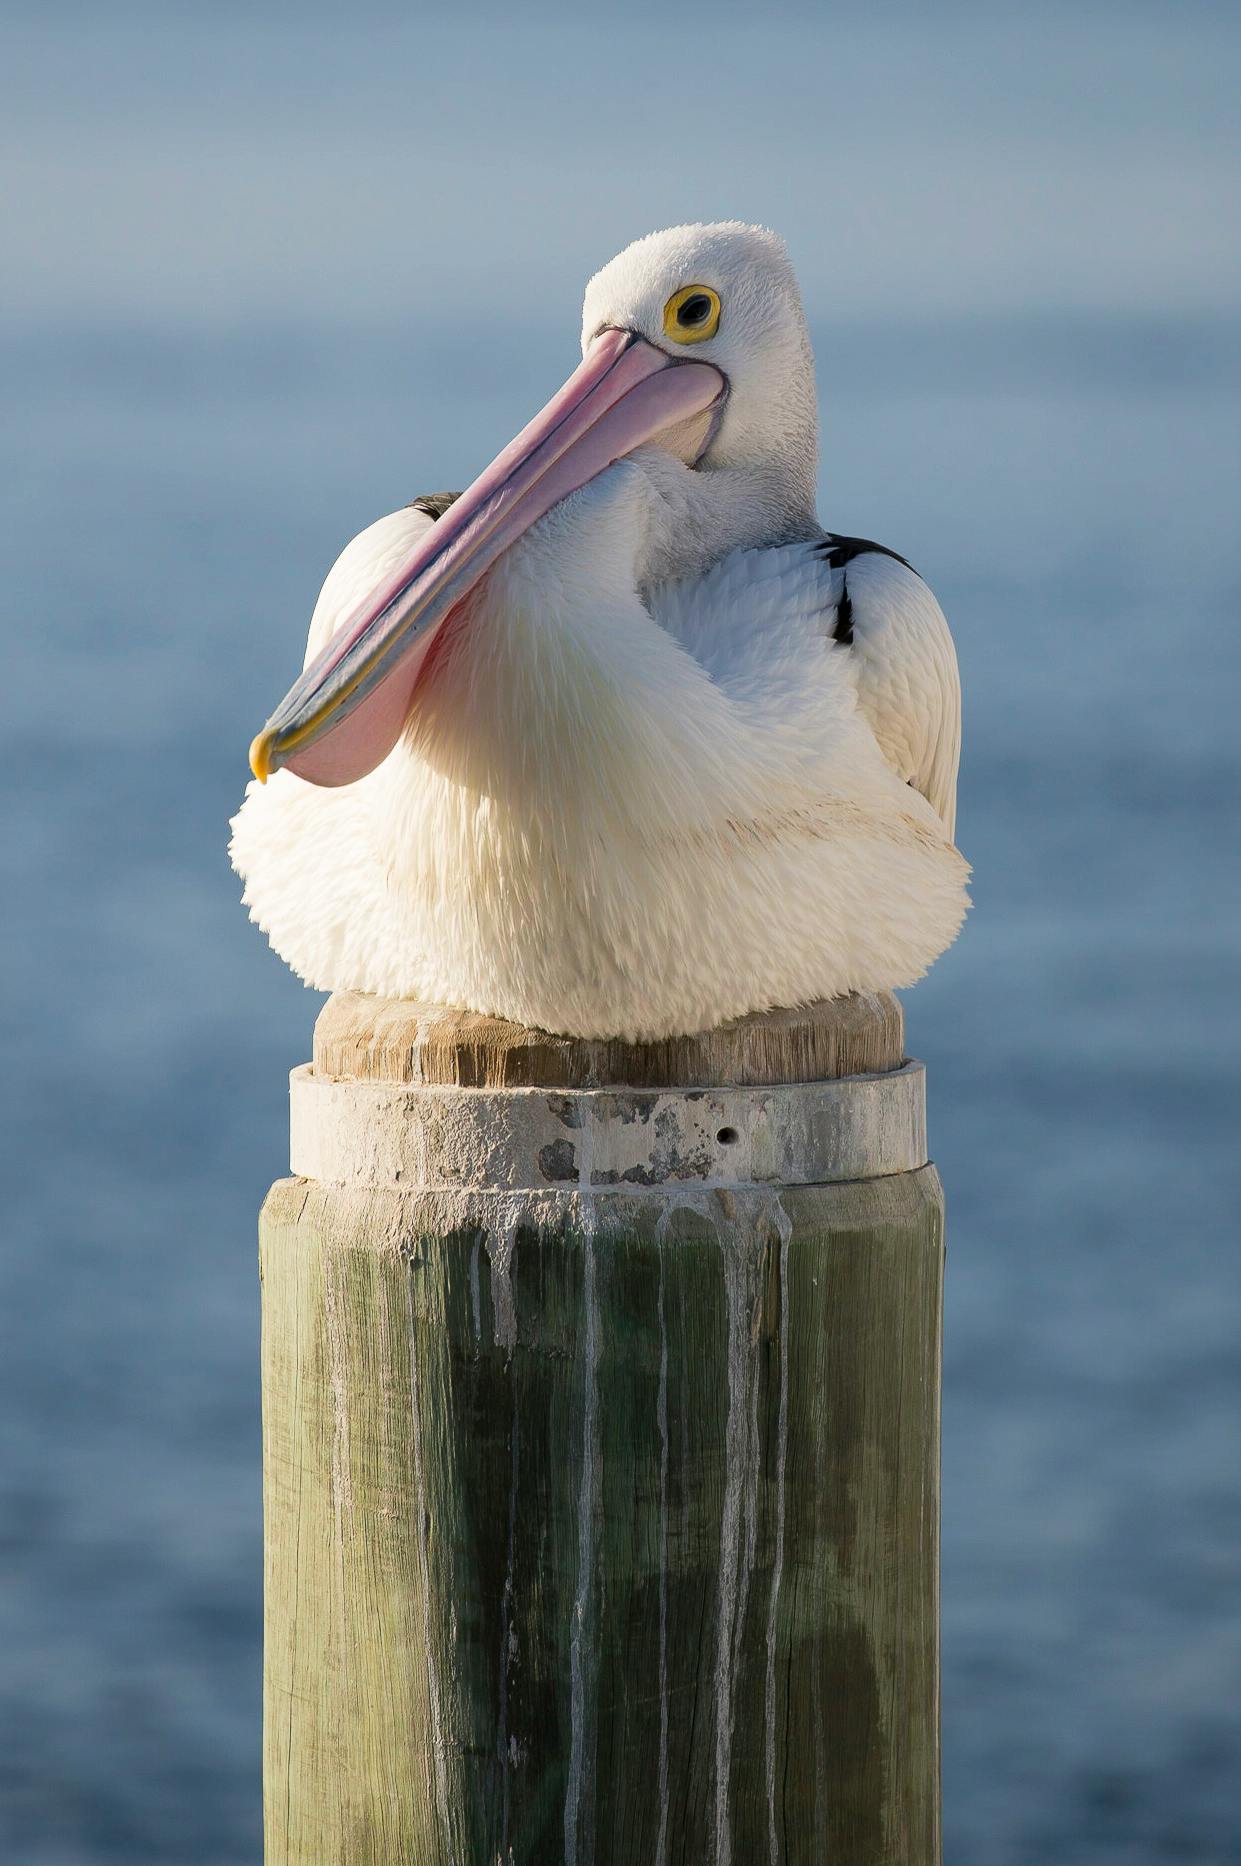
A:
[
  {"left": 817, "top": 536, "right": 961, "bottom": 840},
  {"left": 300, "top": 493, "right": 462, "bottom": 668},
  {"left": 646, "top": 532, "right": 961, "bottom": 843}
]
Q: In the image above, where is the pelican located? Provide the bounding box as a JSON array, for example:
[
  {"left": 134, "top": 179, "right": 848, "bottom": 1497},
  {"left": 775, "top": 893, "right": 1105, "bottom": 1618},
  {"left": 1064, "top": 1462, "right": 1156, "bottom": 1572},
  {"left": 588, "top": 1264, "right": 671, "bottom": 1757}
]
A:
[{"left": 231, "top": 222, "right": 968, "bottom": 1040}]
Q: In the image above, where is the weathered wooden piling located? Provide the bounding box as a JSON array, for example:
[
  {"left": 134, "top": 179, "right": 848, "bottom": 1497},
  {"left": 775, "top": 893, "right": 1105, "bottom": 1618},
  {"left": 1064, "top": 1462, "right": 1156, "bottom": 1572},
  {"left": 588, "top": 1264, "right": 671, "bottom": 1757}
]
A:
[{"left": 260, "top": 988, "right": 943, "bottom": 1865}]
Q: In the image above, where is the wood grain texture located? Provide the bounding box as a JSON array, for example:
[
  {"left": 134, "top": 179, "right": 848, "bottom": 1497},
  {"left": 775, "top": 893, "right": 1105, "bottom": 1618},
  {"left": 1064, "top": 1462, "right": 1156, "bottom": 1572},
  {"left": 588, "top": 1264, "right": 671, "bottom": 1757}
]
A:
[
  {"left": 260, "top": 1171, "right": 943, "bottom": 1866},
  {"left": 312, "top": 988, "right": 906, "bottom": 1090}
]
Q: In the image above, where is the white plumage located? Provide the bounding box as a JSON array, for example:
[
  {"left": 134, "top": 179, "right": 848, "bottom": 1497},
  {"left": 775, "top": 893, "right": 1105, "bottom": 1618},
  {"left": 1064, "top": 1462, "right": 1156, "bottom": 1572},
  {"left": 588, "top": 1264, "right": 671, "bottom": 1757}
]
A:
[{"left": 231, "top": 222, "right": 968, "bottom": 1038}]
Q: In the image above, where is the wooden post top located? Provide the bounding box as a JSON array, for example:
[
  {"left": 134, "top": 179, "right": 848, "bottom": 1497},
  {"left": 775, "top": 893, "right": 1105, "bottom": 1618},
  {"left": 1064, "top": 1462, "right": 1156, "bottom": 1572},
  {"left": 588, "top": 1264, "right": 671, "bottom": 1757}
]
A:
[{"left": 312, "top": 989, "right": 905, "bottom": 1091}]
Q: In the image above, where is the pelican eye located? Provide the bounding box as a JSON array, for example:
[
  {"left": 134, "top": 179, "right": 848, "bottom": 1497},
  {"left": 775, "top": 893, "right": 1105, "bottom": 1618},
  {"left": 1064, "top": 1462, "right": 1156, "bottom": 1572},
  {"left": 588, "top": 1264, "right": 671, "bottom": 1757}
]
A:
[{"left": 663, "top": 284, "right": 721, "bottom": 344}]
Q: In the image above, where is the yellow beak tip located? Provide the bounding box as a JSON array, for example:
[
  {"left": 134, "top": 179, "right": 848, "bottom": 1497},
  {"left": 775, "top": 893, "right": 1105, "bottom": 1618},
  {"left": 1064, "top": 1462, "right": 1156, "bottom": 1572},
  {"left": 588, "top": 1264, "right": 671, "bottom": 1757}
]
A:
[{"left": 249, "top": 730, "right": 276, "bottom": 785}]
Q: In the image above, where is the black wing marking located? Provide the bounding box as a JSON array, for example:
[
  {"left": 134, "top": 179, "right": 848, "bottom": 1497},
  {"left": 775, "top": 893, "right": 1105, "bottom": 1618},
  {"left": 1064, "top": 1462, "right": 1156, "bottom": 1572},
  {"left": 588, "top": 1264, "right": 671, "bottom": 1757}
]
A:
[
  {"left": 832, "top": 573, "right": 855, "bottom": 645},
  {"left": 816, "top": 534, "right": 918, "bottom": 648},
  {"left": 816, "top": 532, "right": 917, "bottom": 576},
  {"left": 408, "top": 492, "right": 462, "bottom": 521}
]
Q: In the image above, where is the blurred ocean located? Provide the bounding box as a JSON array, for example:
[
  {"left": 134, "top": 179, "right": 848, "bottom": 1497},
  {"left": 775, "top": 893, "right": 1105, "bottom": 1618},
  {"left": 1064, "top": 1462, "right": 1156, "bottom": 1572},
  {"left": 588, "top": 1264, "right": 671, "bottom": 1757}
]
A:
[{"left": 2, "top": 4, "right": 1239, "bottom": 1862}]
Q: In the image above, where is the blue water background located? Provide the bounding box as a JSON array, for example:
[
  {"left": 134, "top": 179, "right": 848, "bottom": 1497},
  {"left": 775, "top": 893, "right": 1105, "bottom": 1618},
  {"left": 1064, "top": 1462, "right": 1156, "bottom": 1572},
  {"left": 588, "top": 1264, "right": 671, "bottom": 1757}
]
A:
[{"left": 2, "top": 5, "right": 1239, "bottom": 1860}]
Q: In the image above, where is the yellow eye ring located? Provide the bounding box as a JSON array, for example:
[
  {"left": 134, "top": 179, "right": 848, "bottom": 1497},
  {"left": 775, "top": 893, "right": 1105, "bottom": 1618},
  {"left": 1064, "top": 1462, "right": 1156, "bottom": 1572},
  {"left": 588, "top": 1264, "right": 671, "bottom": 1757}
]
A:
[{"left": 663, "top": 284, "right": 721, "bottom": 344}]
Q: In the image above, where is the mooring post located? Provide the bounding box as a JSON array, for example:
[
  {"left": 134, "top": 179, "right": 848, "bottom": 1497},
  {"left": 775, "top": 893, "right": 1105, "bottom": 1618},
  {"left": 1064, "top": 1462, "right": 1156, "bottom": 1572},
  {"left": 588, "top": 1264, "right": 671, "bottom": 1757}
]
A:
[{"left": 259, "top": 988, "right": 943, "bottom": 1865}]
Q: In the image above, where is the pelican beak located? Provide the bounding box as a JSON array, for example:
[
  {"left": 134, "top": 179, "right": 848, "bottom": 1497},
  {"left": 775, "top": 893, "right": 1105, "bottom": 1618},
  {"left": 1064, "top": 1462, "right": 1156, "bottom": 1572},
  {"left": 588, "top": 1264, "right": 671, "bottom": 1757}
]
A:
[{"left": 248, "top": 329, "right": 726, "bottom": 788}]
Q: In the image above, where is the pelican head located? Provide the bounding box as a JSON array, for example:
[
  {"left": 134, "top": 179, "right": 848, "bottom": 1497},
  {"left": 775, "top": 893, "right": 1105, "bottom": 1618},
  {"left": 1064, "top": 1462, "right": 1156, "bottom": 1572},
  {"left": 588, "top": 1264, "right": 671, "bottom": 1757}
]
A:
[
  {"left": 581, "top": 221, "right": 817, "bottom": 491},
  {"left": 249, "top": 221, "right": 820, "bottom": 790}
]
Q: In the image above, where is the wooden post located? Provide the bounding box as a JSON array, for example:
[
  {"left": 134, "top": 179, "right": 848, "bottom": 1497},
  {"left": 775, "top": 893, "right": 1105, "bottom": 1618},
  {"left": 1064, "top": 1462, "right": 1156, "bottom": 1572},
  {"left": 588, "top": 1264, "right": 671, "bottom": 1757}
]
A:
[{"left": 260, "top": 989, "right": 943, "bottom": 1866}]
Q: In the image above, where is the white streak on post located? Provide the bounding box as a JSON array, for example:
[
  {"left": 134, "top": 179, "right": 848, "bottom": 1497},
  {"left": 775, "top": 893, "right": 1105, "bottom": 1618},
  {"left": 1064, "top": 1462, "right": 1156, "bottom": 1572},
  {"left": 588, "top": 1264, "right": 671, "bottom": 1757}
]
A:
[
  {"left": 714, "top": 1198, "right": 760, "bottom": 1866},
  {"left": 468, "top": 1234, "right": 482, "bottom": 1347},
  {"left": 734, "top": 1245, "right": 762, "bottom": 1686},
  {"left": 654, "top": 1210, "right": 672, "bottom": 1866},
  {"left": 485, "top": 1211, "right": 521, "bottom": 1853},
  {"left": 565, "top": 1118, "right": 599, "bottom": 1866},
  {"left": 498, "top": 1401, "right": 520, "bottom": 1862},
  {"left": 404, "top": 1258, "right": 452, "bottom": 1852},
  {"left": 485, "top": 1206, "right": 519, "bottom": 1358},
  {"left": 765, "top": 1201, "right": 793, "bottom": 1866},
  {"left": 321, "top": 1253, "right": 355, "bottom": 1627}
]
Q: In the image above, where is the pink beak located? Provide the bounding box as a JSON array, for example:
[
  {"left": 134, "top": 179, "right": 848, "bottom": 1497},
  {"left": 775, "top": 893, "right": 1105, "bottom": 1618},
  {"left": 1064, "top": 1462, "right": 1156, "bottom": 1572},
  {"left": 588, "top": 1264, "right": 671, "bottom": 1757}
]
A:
[{"left": 249, "top": 328, "right": 726, "bottom": 787}]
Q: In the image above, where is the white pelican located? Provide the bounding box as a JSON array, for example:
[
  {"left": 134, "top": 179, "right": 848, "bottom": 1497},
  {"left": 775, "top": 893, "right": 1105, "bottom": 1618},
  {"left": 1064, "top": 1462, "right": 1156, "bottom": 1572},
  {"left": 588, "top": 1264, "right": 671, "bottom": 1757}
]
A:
[{"left": 231, "top": 222, "right": 968, "bottom": 1040}]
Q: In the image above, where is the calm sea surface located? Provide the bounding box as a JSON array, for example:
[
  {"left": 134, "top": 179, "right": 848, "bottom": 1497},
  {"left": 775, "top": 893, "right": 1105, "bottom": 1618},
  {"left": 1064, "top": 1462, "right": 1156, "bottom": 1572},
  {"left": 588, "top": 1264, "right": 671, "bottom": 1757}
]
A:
[{"left": 2, "top": 7, "right": 1239, "bottom": 1861}]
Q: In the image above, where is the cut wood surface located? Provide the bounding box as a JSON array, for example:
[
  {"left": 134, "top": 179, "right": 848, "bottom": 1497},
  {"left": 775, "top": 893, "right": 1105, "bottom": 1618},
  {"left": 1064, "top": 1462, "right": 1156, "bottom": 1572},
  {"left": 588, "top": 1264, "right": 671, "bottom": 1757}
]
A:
[{"left": 312, "top": 987, "right": 906, "bottom": 1089}]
